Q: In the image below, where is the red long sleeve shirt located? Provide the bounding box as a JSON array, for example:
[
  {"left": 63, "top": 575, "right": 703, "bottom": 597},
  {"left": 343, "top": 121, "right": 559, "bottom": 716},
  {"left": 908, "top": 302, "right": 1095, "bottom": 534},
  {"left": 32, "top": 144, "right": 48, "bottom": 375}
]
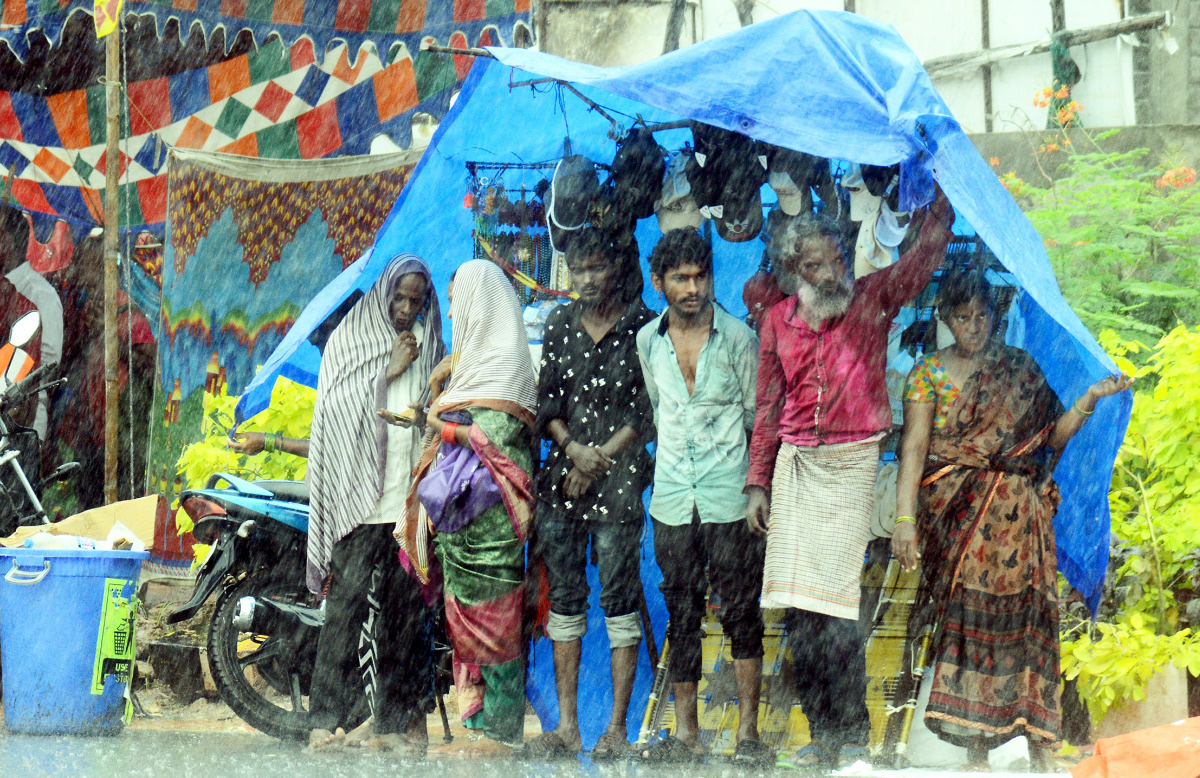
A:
[{"left": 746, "top": 215, "right": 952, "bottom": 490}]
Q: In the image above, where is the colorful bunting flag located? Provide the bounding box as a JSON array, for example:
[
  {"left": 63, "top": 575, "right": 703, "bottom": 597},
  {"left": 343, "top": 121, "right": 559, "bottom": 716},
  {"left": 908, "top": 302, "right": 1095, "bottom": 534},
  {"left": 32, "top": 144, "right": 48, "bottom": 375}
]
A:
[
  {"left": 94, "top": 0, "right": 123, "bottom": 36},
  {"left": 0, "top": 39, "right": 449, "bottom": 230},
  {"left": 2, "top": 0, "right": 528, "bottom": 63}
]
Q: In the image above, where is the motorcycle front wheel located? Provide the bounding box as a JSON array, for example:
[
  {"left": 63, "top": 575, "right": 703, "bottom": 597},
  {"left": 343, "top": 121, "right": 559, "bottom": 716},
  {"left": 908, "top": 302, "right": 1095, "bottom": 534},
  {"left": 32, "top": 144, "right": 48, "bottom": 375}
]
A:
[{"left": 206, "top": 576, "right": 331, "bottom": 741}]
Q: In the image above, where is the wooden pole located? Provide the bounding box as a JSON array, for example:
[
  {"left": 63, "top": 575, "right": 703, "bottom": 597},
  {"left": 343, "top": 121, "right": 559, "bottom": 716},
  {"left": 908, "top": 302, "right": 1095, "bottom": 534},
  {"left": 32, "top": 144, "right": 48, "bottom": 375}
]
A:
[
  {"left": 980, "top": 0, "right": 993, "bottom": 132},
  {"left": 1049, "top": 0, "right": 1067, "bottom": 33},
  {"left": 662, "top": 0, "right": 689, "bottom": 54},
  {"left": 103, "top": 19, "right": 120, "bottom": 505},
  {"left": 924, "top": 12, "right": 1169, "bottom": 77}
]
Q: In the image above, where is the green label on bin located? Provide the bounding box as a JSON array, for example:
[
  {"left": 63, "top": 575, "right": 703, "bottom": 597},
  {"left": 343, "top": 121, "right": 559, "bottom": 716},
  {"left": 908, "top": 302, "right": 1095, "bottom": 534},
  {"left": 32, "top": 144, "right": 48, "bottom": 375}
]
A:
[{"left": 92, "top": 578, "right": 137, "bottom": 696}]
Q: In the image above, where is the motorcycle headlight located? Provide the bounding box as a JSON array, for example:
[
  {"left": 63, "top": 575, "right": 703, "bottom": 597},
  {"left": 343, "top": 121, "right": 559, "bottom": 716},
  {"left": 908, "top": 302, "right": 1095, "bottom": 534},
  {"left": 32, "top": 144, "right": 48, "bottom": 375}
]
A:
[{"left": 182, "top": 496, "right": 227, "bottom": 543}]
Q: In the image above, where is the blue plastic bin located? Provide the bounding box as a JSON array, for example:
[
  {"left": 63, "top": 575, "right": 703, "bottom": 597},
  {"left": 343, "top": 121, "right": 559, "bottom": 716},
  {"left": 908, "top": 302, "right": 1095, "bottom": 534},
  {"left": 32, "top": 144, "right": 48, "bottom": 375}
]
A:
[{"left": 0, "top": 547, "right": 148, "bottom": 735}]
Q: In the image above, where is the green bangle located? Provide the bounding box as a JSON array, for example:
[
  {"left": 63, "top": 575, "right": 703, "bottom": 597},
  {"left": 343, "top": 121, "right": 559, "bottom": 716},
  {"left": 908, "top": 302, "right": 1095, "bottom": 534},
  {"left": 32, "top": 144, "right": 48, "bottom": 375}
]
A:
[
  {"left": 263, "top": 433, "right": 277, "bottom": 454},
  {"left": 894, "top": 515, "right": 916, "bottom": 525}
]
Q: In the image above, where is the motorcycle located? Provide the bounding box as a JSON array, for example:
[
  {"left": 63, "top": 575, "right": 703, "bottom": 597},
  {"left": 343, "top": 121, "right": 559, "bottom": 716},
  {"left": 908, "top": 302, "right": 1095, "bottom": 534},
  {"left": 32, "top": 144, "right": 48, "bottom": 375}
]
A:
[
  {"left": 0, "top": 310, "right": 80, "bottom": 536},
  {"left": 166, "top": 472, "right": 453, "bottom": 741},
  {"left": 166, "top": 473, "right": 324, "bottom": 740}
]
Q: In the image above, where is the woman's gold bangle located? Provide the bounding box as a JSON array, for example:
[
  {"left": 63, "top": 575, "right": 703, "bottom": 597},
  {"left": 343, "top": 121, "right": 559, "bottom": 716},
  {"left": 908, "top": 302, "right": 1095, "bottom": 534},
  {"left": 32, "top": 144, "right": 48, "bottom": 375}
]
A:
[
  {"left": 1073, "top": 400, "right": 1095, "bottom": 417},
  {"left": 894, "top": 515, "right": 916, "bottom": 525}
]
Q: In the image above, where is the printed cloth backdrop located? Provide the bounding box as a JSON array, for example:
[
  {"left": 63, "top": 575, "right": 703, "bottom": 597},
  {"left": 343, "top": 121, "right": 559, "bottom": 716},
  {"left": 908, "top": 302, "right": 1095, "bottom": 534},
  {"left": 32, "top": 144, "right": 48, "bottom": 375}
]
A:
[
  {"left": 0, "top": 0, "right": 525, "bottom": 524},
  {"left": 1, "top": 35, "right": 491, "bottom": 234},
  {"left": 147, "top": 148, "right": 418, "bottom": 512}
]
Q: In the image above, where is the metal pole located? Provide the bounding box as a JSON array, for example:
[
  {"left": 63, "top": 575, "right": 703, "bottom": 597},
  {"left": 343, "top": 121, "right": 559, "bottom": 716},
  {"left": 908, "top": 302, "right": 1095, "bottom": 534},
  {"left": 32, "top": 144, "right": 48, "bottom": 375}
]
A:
[{"left": 103, "top": 19, "right": 121, "bottom": 505}]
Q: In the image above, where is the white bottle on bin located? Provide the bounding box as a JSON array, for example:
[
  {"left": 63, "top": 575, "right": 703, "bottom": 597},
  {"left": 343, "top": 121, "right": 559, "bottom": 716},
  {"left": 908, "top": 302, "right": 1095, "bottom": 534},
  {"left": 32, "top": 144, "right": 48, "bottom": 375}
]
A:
[{"left": 23, "top": 533, "right": 112, "bottom": 550}]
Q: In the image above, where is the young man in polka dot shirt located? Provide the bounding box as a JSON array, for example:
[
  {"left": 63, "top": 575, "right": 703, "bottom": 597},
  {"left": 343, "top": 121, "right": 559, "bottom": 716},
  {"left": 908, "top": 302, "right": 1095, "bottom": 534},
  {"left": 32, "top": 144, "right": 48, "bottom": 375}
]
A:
[{"left": 530, "top": 227, "right": 656, "bottom": 759}]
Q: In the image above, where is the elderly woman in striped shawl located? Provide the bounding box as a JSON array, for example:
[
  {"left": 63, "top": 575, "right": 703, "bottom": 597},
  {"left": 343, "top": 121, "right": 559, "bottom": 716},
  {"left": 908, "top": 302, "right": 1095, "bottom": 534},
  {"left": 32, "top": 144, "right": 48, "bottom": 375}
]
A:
[
  {"left": 400, "top": 259, "right": 538, "bottom": 747},
  {"left": 233, "top": 254, "right": 444, "bottom": 752}
]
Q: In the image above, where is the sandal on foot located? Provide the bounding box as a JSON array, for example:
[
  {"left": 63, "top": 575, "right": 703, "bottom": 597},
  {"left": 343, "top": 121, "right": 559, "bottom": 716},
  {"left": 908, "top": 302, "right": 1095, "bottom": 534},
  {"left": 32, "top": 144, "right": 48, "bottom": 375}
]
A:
[
  {"left": 639, "top": 735, "right": 703, "bottom": 763},
  {"left": 590, "top": 731, "right": 629, "bottom": 762},
  {"left": 733, "top": 738, "right": 775, "bottom": 766},
  {"left": 838, "top": 745, "right": 871, "bottom": 768},
  {"left": 515, "top": 732, "right": 577, "bottom": 761},
  {"left": 777, "top": 744, "right": 826, "bottom": 769}
]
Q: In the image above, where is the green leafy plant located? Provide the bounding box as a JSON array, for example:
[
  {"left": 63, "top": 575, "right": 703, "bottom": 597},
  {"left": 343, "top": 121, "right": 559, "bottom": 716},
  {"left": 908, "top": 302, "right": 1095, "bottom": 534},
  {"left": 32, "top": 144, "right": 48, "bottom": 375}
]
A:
[
  {"left": 1018, "top": 143, "right": 1200, "bottom": 342},
  {"left": 1061, "top": 614, "right": 1200, "bottom": 724},
  {"left": 1060, "top": 326, "right": 1200, "bottom": 724},
  {"left": 1105, "top": 326, "right": 1200, "bottom": 630},
  {"left": 173, "top": 377, "right": 316, "bottom": 535}
]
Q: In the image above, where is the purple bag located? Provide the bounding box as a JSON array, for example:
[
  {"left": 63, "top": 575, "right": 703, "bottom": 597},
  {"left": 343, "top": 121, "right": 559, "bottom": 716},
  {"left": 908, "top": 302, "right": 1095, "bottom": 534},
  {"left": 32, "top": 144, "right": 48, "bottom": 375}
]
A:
[{"left": 417, "top": 440, "right": 503, "bottom": 534}]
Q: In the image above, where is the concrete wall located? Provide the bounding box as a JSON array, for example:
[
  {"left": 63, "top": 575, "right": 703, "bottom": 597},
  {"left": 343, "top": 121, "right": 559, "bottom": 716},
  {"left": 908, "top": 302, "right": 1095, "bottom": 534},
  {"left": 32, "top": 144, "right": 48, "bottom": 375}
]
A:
[
  {"left": 537, "top": 0, "right": 700, "bottom": 67},
  {"left": 533, "top": 0, "right": 1197, "bottom": 130},
  {"left": 970, "top": 124, "right": 1200, "bottom": 187},
  {"left": 1147, "top": 0, "right": 1200, "bottom": 125}
]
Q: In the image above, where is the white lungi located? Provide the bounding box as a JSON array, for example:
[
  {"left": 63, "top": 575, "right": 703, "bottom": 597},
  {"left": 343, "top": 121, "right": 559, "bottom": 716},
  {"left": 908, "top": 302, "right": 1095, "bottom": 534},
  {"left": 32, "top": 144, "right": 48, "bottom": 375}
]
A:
[{"left": 760, "top": 438, "right": 879, "bottom": 620}]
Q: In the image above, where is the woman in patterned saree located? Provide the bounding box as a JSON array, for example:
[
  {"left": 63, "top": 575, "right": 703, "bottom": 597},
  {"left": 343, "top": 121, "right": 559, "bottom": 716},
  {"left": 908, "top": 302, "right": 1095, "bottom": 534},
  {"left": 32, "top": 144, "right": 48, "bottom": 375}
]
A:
[
  {"left": 891, "top": 271, "right": 1131, "bottom": 771},
  {"left": 400, "top": 259, "right": 538, "bottom": 748}
]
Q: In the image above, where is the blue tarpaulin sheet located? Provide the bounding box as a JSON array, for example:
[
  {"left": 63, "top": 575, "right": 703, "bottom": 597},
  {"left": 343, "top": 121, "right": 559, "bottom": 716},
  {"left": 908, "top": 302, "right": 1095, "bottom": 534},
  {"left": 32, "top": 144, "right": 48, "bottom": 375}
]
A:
[{"left": 238, "top": 9, "right": 1129, "bottom": 747}]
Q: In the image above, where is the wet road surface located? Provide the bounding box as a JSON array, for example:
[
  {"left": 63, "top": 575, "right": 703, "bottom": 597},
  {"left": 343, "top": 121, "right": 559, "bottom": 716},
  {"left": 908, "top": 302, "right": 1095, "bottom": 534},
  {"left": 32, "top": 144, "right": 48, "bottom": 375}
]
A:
[{"left": 0, "top": 728, "right": 1061, "bottom": 778}]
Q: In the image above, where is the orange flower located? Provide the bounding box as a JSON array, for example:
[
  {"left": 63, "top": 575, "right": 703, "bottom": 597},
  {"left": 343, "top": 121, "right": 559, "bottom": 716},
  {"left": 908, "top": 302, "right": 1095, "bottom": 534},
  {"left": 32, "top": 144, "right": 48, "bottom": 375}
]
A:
[
  {"left": 1063, "top": 137, "right": 1072, "bottom": 146},
  {"left": 1000, "top": 171, "right": 1026, "bottom": 197},
  {"left": 989, "top": 156, "right": 1000, "bottom": 166},
  {"left": 1156, "top": 167, "right": 1197, "bottom": 188},
  {"left": 1045, "top": 143, "right": 1060, "bottom": 152},
  {"left": 1055, "top": 87, "right": 1070, "bottom": 99}
]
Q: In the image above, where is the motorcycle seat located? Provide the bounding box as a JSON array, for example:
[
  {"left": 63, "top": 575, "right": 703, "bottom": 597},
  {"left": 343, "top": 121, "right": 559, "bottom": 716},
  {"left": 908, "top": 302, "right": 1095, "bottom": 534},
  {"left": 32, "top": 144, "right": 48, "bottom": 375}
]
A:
[{"left": 253, "top": 480, "right": 310, "bottom": 505}]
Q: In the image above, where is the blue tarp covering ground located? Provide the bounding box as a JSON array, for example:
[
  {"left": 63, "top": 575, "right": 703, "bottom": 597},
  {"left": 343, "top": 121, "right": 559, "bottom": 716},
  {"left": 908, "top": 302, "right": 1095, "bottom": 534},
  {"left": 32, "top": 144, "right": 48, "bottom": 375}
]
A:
[{"left": 238, "top": 9, "right": 1131, "bottom": 748}]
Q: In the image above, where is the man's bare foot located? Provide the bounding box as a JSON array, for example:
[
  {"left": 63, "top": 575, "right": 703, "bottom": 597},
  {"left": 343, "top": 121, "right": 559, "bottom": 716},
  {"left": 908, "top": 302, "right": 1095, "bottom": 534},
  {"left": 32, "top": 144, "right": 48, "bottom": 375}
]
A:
[
  {"left": 343, "top": 717, "right": 375, "bottom": 748},
  {"left": 638, "top": 732, "right": 705, "bottom": 761},
  {"left": 355, "top": 733, "right": 409, "bottom": 751},
  {"left": 404, "top": 717, "right": 429, "bottom": 757},
  {"left": 551, "top": 726, "right": 582, "bottom": 752},
  {"left": 347, "top": 717, "right": 428, "bottom": 756},
  {"left": 309, "top": 727, "right": 346, "bottom": 750}
]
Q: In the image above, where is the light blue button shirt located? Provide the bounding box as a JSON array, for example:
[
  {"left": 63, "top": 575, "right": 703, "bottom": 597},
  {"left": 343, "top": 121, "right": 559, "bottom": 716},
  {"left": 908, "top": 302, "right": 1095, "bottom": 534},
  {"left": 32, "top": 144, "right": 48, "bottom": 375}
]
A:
[{"left": 636, "top": 305, "right": 759, "bottom": 526}]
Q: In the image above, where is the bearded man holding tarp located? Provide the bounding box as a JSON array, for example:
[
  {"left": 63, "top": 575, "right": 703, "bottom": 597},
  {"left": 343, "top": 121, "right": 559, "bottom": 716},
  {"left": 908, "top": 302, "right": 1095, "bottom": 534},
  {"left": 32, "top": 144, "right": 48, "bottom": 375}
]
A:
[{"left": 745, "top": 188, "right": 955, "bottom": 769}]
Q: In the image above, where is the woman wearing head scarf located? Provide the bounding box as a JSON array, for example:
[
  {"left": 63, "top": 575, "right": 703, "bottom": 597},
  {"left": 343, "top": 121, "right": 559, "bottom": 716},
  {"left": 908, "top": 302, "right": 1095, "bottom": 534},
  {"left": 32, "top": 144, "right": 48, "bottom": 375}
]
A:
[
  {"left": 399, "top": 259, "right": 538, "bottom": 747},
  {"left": 231, "top": 254, "right": 444, "bottom": 752}
]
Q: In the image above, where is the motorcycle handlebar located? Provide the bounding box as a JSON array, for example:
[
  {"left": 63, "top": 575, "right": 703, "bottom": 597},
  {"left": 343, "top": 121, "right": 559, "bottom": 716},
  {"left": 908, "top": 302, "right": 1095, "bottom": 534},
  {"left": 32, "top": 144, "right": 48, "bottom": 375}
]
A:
[
  {"left": 27, "top": 377, "right": 67, "bottom": 396},
  {"left": 1, "top": 362, "right": 60, "bottom": 406}
]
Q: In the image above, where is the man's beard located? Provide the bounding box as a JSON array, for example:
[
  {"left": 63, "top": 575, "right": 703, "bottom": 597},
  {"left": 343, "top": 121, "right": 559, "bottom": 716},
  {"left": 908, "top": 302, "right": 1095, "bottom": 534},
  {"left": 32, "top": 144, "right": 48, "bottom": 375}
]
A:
[{"left": 796, "top": 273, "right": 854, "bottom": 321}]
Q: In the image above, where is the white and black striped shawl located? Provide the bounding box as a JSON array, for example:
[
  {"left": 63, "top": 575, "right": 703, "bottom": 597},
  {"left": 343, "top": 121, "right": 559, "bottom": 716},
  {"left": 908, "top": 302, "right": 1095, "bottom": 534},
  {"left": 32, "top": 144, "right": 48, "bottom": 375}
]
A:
[{"left": 305, "top": 255, "right": 444, "bottom": 594}]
